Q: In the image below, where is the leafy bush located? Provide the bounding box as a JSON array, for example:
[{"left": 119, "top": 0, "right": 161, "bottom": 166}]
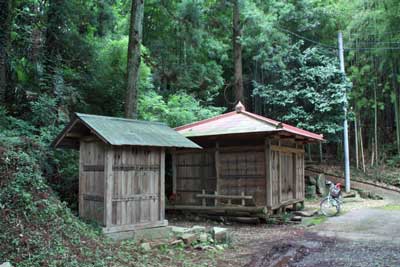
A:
[{"left": 139, "top": 90, "right": 225, "bottom": 127}]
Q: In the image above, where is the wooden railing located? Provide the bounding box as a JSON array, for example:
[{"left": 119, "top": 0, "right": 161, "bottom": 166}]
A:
[{"left": 195, "top": 190, "right": 254, "bottom": 206}]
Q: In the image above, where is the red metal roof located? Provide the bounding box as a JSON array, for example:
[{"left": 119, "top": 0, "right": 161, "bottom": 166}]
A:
[{"left": 175, "top": 102, "right": 324, "bottom": 141}]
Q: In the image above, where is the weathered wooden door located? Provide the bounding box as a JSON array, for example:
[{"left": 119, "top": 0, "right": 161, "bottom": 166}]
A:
[
  {"left": 111, "top": 146, "right": 162, "bottom": 226},
  {"left": 79, "top": 141, "right": 105, "bottom": 224}
]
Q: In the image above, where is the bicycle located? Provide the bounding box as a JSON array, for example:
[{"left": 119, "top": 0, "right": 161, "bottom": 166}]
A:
[{"left": 320, "top": 180, "right": 342, "bottom": 216}]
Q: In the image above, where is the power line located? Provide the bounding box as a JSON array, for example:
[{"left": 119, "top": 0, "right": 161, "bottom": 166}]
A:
[
  {"left": 346, "top": 40, "right": 400, "bottom": 45},
  {"left": 274, "top": 26, "right": 400, "bottom": 51},
  {"left": 344, "top": 46, "right": 400, "bottom": 50},
  {"left": 274, "top": 26, "right": 337, "bottom": 50},
  {"left": 346, "top": 29, "right": 400, "bottom": 37}
]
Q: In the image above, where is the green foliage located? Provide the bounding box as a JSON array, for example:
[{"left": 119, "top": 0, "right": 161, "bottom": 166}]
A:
[
  {"left": 253, "top": 46, "right": 350, "bottom": 141},
  {"left": 29, "top": 95, "right": 58, "bottom": 127},
  {"left": 139, "top": 91, "right": 224, "bottom": 127}
]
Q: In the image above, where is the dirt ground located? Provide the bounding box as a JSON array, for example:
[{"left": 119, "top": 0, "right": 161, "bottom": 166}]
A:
[{"left": 168, "top": 191, "right": 400, "bottom": 267}]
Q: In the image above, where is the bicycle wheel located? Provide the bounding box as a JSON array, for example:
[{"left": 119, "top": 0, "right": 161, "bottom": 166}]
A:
[{"left": 320, "top": 197, "right": 340, "bottom": 216}]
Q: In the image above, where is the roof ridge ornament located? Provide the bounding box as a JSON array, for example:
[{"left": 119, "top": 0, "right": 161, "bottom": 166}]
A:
[{"left": 235, "top": 101, "right": 245, "bottom": 113}]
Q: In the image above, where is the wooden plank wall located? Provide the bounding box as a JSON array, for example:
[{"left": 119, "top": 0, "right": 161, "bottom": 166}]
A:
[
  {"left": 270, "top": 145, "right": 305, "bottom": 208},
  {"left": 280, "top": 152, "right": 294, "bottom": 202},
  {"left": 173, "top": 142, "right": 306, "bottom": 210},
  {"left": 175, "top": 151, "right": 215, "bottom": 205},
  {"left": 111, "top": 146, "right": 162, "bottom": 226},
  {"left": 219, "top": 150, "right": 266, "bottom": 206},
  {"left": 79, "top": 141, "right": 105, "bottom": 224}
]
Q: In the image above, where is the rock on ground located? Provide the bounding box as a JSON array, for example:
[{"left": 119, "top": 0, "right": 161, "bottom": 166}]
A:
[{"left": 212, "top": 227, "right": 228, "bottom": 243}]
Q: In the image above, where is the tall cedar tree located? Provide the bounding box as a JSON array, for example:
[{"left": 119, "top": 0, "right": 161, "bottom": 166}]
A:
[
  {"left": 233, "top": 0, "right": 244, "bottom": 104},
  {"left": 0, "top": 0, "right": 11, "bottom": 104},
  {"left": 125, "top": 0, "right": 144, "bottom": 119}
]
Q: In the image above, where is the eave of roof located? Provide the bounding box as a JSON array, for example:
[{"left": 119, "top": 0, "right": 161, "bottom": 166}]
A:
[
  {"left": 175, "top": 109, "right": 324, "bottom": 142},
  {"left": 53, "top": 113, "right": 201, "bottom": 149}
]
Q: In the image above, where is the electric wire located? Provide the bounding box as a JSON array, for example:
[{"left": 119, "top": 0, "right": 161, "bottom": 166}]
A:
[{"left": 275, "top": 26, "right": 400, "bottom": 51}]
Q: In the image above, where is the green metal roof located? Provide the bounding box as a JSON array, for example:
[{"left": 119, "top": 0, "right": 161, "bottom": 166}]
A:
[{"left": 53, "top": 113, "right": 201, "bottom": 149}]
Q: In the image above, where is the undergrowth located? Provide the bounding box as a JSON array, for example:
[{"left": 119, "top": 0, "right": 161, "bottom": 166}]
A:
[
  {"left": 0, "top": 102, "right": 218, "bottom": 267},
  {"left": 0, "top": 110, "right": 141, "bottom": 266}
]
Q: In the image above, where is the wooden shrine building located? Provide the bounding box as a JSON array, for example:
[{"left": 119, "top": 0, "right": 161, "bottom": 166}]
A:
[
  {"left": 52, "top": 113, "right": 200, "bottom": 235},
  {"left": 169, "top": 102, "right": 324, "bottom": 215}
]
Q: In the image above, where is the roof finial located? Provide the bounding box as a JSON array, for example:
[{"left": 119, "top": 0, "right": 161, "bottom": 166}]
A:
[{"left": 235, "top": 101, "right": 245, "bottom": 113}]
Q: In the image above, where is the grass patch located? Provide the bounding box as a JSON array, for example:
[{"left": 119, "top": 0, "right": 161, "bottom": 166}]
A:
[
  {"left": 381, "top": 204, "right": 400, "bottom": 211},
  {"left": 303, "top": 215, "right": 327, "bottom": 227}
]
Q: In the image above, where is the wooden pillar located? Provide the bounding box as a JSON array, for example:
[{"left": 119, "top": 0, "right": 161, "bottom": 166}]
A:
[
  {"left": 215, "top": 142, "right": 221, "bottom": 206},
  {"left": 265, "top": 138, "right": 273, "bottom": 209},
  {"left": 292, "top": 152, "right": 298, "bottom": 200},
  {"left": 171, "top": 149, "right": 177, "bottom": 194},
  {"left": 277, "top": 140, "right": 282, "bottom": 205},
  {"left": 301, "top": 150, "right": 305, "bottom": 199},
  {"left": 78, "top": 141, "right": 85, "bottom": 218},
  {"left": 159, "top": 148, "right": 165, "bottom": 221},
  {"left": 104, "top": 145, "right": 114, "bottom": 227}
]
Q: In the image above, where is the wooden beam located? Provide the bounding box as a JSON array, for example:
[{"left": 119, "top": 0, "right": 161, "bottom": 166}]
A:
[
  {"left": 104, "top": 145, "right": 114, "bottom": 227},
  {"left": 82, "top": 136, "right": 101, "bottom": 142},
  {"left": 171, "top": 149, "right": 177, "bottom": 194},
  {"left": 159, "top": 148, "right": 165, "bottom": 221},
  {"left": 292, "top": 153, "right": 297, "bottom": 200},
  {"left": 279, "top": 137, "right": 296, "bottom": 141},
  {"left": 102, "top": 220, "right": 168, "bottom": 234},
  {"left": 195, "top": 193, "right": 253, "bottom": 200},
  {"left": 219, "top": 145, "right": 264, "bottom": 152},
  {"left": 66, "top": 132, "right": 83, "bottom": 138},
  {"left": 265, "top": 138, "right": 273, "bottom": 209},
  {"left": 174, "top": 148, "right": 214, "bottom": 154},
  {"left": 278, "top": 141, "right": 282, "bottom": 204},
  {"left": 52, "top": 119, "right": 79, "bottom": 148},
  {"left": 83, "top": 194, "right": 104, "bottom": 202},
  {"left": 271, "top": 199, "right": 304, "bottom": 210},
  {"left": 271, "top": 145, "right": 304, "bottom": 154},
  {"left": 166, "top": 205, "right": 267, "bottom": 214}
]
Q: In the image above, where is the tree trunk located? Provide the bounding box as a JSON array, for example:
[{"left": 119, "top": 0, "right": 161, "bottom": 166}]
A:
[
  {"left": 125, "top": 0, "right": 144, "bottom": 119},
  {"left": 373, "top": 84, "right": 378, "bottom": 164},
  {"left": 354, "top": 113, "right": 359, "bottom": 169},
  {"left": 232, "top": 0, "right": 244, "bottom": 105},
  {"left": 30, "top": 1, "right": 45, "bottom": 83},
  {"left": 0, "top": 0, "right": 12, "bottom": 104},
  {"left": 359, "top": 118, "right": 366, "bottom": 172}
]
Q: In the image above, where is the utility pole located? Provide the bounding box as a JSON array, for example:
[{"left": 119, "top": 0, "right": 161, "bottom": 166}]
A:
[{"left": 338, "top": 31, "right": 351, "bottom": 193}]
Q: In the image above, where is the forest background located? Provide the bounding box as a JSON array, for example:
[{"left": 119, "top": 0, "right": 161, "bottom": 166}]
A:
[
  {"left": 1, "top": 0, "right": 400, "bottom": 196},
  {"left": 1, "top": 0, "right": 400, "bottom": 265}
]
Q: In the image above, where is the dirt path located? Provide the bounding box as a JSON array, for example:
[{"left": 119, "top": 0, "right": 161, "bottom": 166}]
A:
[
  {"left": 245, "top": 194, "right": 400, "bottom": 267},
  {"left": 169, "top": 191, "right": 400, "bottom": 266}
]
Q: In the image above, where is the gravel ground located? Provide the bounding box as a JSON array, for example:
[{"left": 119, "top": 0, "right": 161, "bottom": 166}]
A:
[
  {"left": 293, "top": 235, "right": 400, "bottom": 267},
  {"left": 247, "top": 194, "right": 400, "bottom": 267},
  {"left": 168, "top": 192, "right": 400, "bottom": 267}
]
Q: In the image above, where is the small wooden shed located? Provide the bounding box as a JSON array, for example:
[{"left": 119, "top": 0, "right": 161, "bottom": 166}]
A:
[
  {"left": 168, "top": 102, "right": 323, "bottom": 215},
  {"left": 53, "top": 113, "right": 200, "bottom": 235}
]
